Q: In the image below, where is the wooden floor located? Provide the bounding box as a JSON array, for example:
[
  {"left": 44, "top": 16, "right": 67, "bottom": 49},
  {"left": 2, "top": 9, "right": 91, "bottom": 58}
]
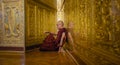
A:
[
  {"left": 0, "top": 51, "right": 24, "bottom": 65},
  {"left": 26, "top": 49, "right": 77, "bottom": 65},
  {"left": 0, "top": 49, "right": 77, "bottom": 65}
]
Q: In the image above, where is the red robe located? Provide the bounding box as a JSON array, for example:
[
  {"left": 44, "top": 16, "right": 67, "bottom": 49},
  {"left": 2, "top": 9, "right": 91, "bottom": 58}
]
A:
[{"left": 39, "top": 28, "right": 67, "bottom": 51}]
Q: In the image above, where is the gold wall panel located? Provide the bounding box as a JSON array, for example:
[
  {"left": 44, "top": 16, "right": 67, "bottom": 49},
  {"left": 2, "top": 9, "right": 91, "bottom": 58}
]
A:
[
  {"left": 64, "top": 0, "right": 120, "bottom": 65},
  {"left": 37, "top": 0, "right": 57, "bottom": 9},
  {"left": 25, "top": 0, "right": 57, "bottom": 47}
]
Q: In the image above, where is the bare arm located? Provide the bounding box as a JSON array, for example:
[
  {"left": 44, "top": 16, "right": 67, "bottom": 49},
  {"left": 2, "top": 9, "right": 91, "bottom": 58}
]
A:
[
  {"left": 44, "top": 32, "right": 57, "bottom": 35},
  {"left": 58, "top": 32, "right": 65, "bottom": 52}
]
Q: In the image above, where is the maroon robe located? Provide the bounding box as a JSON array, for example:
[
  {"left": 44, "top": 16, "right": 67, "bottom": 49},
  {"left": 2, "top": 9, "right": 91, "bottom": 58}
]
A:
[{"left": 39, "top": 28, "right": 67, "bottom": 51}]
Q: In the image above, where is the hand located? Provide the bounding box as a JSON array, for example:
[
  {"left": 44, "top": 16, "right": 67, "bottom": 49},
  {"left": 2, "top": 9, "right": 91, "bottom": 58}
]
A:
[
  {"left": 58, "top": 47, "right": 65, "bottom": 53},
  {"left": 44, "top": 31, "right": 50, "bottom": 34}
]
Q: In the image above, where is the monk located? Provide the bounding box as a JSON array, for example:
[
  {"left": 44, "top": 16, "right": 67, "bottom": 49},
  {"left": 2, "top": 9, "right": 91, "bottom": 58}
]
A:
[{"left": 39, "top": 20, "right": 68, "bottom": 52}]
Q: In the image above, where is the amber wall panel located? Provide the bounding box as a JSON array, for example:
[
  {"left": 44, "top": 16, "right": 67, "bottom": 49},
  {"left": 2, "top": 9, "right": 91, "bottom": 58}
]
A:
[
  {"left": 64, "top": 0, "right": 120, "bottom": 65},
  {"left": 25, "top": 0, "right": 57, "bottom": 47}
]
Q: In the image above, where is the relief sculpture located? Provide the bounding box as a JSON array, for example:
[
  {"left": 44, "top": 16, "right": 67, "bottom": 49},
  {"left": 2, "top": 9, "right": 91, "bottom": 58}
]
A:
[
  {"left": 4, "top": 6, "right": 20, "bottom": 37},
  {"left": 0, "top": 0, "right": 24, "bottom": 47}
]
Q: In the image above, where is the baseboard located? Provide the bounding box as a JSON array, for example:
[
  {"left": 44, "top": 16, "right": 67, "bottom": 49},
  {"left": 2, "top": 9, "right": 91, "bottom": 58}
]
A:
[{"left": 0, "top": 47, "right": 24, "bottom": 51}]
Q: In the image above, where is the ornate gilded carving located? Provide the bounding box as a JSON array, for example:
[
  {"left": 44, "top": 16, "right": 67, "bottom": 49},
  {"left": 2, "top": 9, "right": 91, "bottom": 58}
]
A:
[
  {"left": 94, "top": 0, "right": 120, "bottom": 57},
  {"left": 64, "top": 0, "right": 120, "bottom": 64}
]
